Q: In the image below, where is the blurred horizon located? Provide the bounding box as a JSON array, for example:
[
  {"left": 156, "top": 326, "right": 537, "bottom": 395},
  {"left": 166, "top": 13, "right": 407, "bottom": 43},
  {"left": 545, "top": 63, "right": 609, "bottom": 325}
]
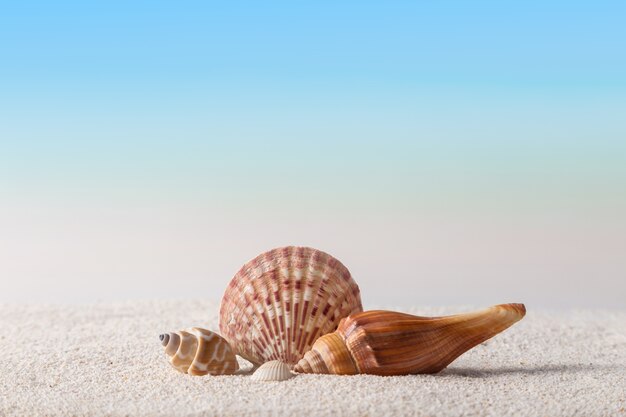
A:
[{"left": 1, "top": 1, "right": 625, "bottom": 308}]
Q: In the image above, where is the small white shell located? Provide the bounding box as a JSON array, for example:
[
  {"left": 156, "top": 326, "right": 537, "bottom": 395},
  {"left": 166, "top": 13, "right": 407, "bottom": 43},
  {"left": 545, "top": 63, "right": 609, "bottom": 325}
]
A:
[{"left": 250, "top": 360, "right": 294, "bottom": 381}]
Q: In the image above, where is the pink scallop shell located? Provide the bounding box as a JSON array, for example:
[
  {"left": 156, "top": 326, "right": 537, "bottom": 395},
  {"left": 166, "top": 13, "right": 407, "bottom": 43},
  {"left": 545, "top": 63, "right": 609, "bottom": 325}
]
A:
[{"left": 219, "top": 246, "right": 363, "bottom": 366}]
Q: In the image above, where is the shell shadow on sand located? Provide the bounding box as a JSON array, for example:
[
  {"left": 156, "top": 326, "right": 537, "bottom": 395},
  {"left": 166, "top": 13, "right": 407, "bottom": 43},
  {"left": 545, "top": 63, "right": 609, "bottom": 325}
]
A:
[{"left": 441, "top": 363, "right": 619, "bottom": 378}]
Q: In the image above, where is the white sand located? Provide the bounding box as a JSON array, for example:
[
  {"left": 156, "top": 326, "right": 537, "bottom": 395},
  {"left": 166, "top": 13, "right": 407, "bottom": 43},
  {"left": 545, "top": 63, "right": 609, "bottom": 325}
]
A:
[{"left": 1, "top": 300, "right": 625, "bottom": 417}]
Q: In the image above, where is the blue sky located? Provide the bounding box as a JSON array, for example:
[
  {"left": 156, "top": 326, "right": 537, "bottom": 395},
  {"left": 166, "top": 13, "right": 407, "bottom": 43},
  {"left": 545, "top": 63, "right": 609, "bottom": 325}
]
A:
[
  {"left": 0, "top": 1, "right": 625, "bottom": 306},
  {"left": 1, "top": 1, "right": 625, "bottom": 209},
  {"left": 1, "top": 1, "right": 625, "bottom": 87}
]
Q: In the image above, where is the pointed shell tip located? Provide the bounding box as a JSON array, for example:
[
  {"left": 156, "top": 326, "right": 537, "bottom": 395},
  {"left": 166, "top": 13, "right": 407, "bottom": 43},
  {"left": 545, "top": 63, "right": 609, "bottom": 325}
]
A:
[{"left": 506, "top": 303, "right": 526, "bottom": 317}]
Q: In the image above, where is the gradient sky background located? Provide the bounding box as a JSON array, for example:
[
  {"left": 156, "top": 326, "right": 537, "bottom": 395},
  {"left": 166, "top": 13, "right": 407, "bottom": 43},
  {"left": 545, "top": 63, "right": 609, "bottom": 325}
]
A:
[{"left": 1, "top": 1, "right": 625, "bottom": 308}]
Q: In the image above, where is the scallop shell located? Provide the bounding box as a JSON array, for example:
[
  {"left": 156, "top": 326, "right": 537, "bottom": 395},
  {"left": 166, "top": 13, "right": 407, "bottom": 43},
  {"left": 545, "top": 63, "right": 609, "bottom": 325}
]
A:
[
  {"left": 219, "top": 246, "right": 363, "bottom": 367},
  {"left": 250, "top": 360, "right": 294, "bottom": 381},
  {"left": 159, "top": 327, "right": 239, "bottom": 376}
]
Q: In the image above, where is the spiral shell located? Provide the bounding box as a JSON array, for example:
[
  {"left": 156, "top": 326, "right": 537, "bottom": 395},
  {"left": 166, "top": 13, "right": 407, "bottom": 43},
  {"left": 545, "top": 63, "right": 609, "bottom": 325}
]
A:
[
  {"left": 295, "top": 303, "right": 526, "bottom": 375},
  {"left": 250, "top": 360, "right": 294, "bottom": 381},
  {"left": 159, "top": 327, "right": 239, "bottom": 376},
  {"left": 219, "top": 246, "right": 363, "bottom": 367}
]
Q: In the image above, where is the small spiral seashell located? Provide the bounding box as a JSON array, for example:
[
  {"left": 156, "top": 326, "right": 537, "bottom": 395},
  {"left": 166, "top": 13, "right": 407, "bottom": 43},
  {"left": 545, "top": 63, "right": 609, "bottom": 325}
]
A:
[
  {"left": 250, "top": 360, "right": 294, "bottom": 381},
  {"left": 159, "top": 327, "right": 239, "bottom": 376}
]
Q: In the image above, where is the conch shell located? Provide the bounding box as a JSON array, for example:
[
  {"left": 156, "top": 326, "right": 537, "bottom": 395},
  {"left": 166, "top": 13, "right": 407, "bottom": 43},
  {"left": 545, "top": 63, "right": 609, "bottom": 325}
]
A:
[
  {"left": 159, "top": 327, "right": 239, "bottom": 376},
  {"left": 295, "top": 303, "right": 526, "bottom": 375},
  {"left": 219, "top": 246, "right": 363, "bottom": 367}
]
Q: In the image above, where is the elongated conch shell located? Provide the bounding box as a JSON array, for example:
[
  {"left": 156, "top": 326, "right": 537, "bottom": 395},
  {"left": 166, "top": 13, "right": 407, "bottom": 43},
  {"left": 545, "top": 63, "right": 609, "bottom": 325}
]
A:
[
  {"left": 159, "top": 327, "right": 239, "bottom": 376},
  {"left": 219, "top": 246, "right": 363, "bottom": 367},
  {"left": 295, "top": 303, "right": 526, "bottom": 375},
  {"left": 250, "top": 360, "right": 295, "bottom": 381}
]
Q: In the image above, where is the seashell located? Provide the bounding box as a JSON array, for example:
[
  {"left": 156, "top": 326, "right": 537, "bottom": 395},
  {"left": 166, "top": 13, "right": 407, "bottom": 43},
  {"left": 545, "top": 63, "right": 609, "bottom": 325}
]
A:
[
  {"left": 295, "top": 303, "right": 526, "bottom": 375},
  {"left": 159, "top": 327, "right": 239, "bottom": 376},
  {"left": 219, "top": 246, "right": 363, "bottom": 367},
  {"left": 250, "top": 360, "right": 295, "bottom": 381}
]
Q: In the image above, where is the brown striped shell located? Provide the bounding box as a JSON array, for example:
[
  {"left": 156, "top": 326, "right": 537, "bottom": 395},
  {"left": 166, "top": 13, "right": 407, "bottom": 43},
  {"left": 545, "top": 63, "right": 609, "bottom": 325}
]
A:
[
  {"left": 219, "top": 246, "right": 363, "bottom": 367},
  {"left": 295, "top": 303, "right": 526, "bottom": 375},
  {"left": 159, "top": 327, "right": 239, "bottom": 376}
]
